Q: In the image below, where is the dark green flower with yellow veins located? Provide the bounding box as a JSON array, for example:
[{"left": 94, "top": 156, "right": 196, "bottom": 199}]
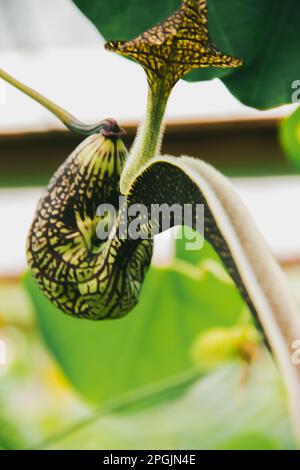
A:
[
  {"left": 106, "top": 0, "right": 242, "bottom": 94},
  {"left": 26, "top": 120, "right": 153, "bottom": 320}
]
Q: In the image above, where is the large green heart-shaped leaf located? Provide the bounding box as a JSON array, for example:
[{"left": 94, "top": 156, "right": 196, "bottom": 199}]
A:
[
  {"left": 222, "top": 0, "right": 300, "bottom": 109},
  {"left": 24, "top": 237, "right": 244, "bottom": 405},
  {"left": 72, "top": 0, "right": 300, "bottom": 108}
]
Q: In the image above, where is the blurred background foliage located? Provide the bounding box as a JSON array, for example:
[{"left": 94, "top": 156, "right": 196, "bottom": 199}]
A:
[
  {"left": 1, "top": 0, "right": 300, "bottom": 451},
  {"left": 0, "top": 230, "right": 297, "bottom": 449}
]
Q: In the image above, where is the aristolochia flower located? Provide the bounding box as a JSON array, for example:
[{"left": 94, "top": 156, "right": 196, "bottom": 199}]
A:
[{"left": 1, "top": 0, "right": 299, "bottom": 444}]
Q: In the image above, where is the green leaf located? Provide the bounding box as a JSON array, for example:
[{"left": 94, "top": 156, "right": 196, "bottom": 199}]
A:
[
  {"left": 72, "top": 0, "right": 300, "bottom": 108},
  {"left": 280, "top": 107, "right": 300, "bottom": 169},
  {"left": 23, "top": 238, "right": 243, "bottom": 405},
  {"left": 74, "top": 0, "right": 177, "bottom": 43},
  {"left": 184, "top": 0, "right": 271, "bottom": 84},
  {"left": 222, "top": 0, "right": 300, "bottom": 108}
]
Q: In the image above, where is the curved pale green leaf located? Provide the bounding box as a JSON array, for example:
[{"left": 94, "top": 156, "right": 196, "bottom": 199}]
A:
[
  {"left": 280, "top": 106, "right": 300, "bottom": 169},
  {"left": 72, "top": 0, "right": 300, "bottom": 108},
  {"left": 125, "top": 155, "right": 300, "bottom": 441},
  {"left": 24, "top": 237, "right": 244, "bottom": 405},
  {"left": 25, "top": 149, "right": 300, "bottom": 441}
]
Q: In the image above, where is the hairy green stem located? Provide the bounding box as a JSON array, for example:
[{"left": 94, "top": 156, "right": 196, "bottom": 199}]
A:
[
  {"left": 120, "top": 86, "right": 169, "bottom": 194},
  {"left": 0, "top": 68, "right": 108, "bottom": 136}
]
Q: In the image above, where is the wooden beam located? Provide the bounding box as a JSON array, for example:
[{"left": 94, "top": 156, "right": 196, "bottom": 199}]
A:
[{"left": 0, "top": 117, "right": 293, "bottom": 187}]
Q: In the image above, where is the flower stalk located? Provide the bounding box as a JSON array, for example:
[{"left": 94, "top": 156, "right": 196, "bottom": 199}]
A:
[
  {"left": 0, "top": 68, "right": 116, "bottom": 136},
  {"left": 105, "top": 0, "right": 242, "bottom": 193},
  {"left": 120, "top": 83, "right": 170, "bottom": 193}
]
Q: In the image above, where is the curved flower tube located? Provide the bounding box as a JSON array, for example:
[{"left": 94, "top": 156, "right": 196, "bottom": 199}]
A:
[{"left": 1, "top": 0, "right": 299, "bottom": 443}]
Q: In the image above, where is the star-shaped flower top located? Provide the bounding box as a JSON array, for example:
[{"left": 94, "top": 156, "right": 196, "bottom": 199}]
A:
[{"left": 105, "top": 0, "right": 243, "bottom": 96}]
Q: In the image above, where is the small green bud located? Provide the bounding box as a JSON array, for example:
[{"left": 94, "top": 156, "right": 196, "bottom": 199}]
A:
[{"left": 190, "top": 325, "right": 260, "bottom": 370}]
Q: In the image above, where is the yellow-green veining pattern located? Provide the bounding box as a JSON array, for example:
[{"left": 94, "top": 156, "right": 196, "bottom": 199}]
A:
[
  {"left": 27, "top": 131, "right": 153, "bottom": 319},
  {"left": 106, "top": 0, "right": 242, "bottom": 96}
]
